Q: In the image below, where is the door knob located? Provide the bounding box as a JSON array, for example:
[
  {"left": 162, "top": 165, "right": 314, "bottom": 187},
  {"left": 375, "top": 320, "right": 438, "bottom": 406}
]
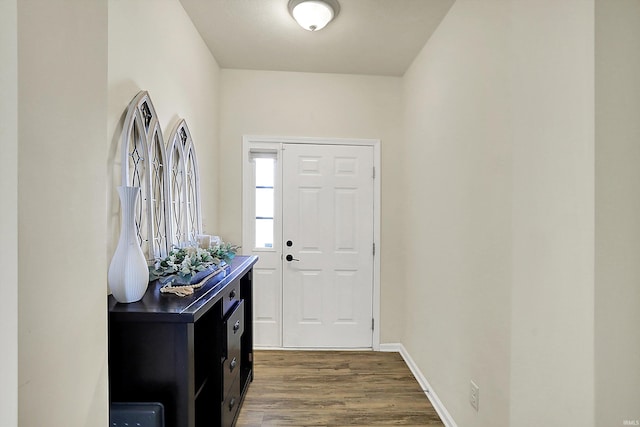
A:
[{"left": 285, "top": 254, "right": 299, "bottom": 262}]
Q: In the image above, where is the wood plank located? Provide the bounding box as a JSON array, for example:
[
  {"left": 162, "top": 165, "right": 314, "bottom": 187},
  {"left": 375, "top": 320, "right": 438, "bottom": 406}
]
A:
[{"left": 236, "top": 350, "right": 445, "bottom": 427}]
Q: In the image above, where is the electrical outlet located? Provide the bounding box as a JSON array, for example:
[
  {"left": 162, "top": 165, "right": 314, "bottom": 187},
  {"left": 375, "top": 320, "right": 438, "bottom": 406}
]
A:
[{"left": 470, "top": 380, "right": 480, "bottom": 411}]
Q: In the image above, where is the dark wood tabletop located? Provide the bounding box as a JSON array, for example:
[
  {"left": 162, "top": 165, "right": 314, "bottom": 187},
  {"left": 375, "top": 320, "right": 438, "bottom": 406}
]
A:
[{"left": 108, "top": 255, "right": 258, "bottom": 323}]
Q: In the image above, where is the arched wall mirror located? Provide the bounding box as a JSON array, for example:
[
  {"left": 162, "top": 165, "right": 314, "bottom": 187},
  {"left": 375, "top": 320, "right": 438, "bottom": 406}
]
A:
[
  {"left": 166, "top": 119, "right": 202, "bottom": 248},
  {"left": 119, "top": 91, "right": 201, "bottom": 262}
]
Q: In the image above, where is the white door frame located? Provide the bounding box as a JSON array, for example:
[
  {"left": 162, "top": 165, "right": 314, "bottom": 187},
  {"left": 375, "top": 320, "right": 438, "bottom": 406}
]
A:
[{"left": 242, "top": 135, "right": 381, "bottom": 350}]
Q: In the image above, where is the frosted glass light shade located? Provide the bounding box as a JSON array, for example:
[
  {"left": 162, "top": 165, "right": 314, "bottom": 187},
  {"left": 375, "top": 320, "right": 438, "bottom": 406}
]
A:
[{"left": 292, "top": 0, "right": 335, "bottom": 31}]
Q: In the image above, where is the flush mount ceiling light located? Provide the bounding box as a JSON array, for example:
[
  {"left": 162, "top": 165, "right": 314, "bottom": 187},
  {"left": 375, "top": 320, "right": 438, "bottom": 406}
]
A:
[{"left": 288, "top": 0, "right": 340, "bottom": 32}]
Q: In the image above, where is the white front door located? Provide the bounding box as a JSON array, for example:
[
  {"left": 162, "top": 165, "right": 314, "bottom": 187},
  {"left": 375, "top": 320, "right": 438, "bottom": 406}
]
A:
[
  {"left": 242, "top": 138, "right": 377, "bottom": 349},
  {"left": 282, "top": 143, "right": 374, "bottom": 348}
]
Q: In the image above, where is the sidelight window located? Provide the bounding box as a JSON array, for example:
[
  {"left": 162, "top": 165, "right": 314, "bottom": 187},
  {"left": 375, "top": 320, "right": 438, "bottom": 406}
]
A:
[{"left": 254, "top": 157, "right": 275, "bottom": 248}]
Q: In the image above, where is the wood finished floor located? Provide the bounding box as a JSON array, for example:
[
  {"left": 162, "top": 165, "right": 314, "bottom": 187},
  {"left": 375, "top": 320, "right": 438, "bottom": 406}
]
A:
[{"left": 236, "top": 350, "right": 445, "bottom": 427}]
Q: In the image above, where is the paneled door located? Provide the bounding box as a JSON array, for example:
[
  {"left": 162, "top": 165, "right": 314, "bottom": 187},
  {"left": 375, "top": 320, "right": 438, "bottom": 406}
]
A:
[{"left": 282, "top": 143, "right": 374, "bottom": 348}]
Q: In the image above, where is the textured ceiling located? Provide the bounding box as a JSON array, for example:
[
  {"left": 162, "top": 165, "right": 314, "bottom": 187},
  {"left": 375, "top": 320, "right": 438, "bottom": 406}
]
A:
[{"left": 179, "top": 0, "right": 455, "bottom": 76}]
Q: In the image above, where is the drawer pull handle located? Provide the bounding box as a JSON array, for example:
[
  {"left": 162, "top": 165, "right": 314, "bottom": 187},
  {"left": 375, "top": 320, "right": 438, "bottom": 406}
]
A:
[
  {"left": 230, "top": 357, "right": 237, "bottom": 372},
  {"left": 233, "top": 320, "right": 241, "bottom": 333},
  {"left": 229, "top": 289, "right": 237, "bottom": 299},
  {"left": 228, "top": 397, "right": 236, "bottom": 411}
]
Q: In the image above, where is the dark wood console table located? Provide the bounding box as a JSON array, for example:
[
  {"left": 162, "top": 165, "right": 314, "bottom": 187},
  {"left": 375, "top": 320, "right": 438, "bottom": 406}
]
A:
[{"left": 108, "top": 255, "right": 258, "bottom": 427}]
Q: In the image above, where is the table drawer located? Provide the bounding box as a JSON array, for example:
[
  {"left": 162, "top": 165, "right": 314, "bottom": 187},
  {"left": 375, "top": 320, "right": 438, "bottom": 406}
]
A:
[
  {"left": 223, "top": 300, "right": 244, "bottom": 356},
  {"left": 221, "top": 375, "right": 241, "bottom": 427},
  {"left": 222, "top": 281, "right": 240, "bottom": 317},
  {"left": 222, "top": 347, "right": 240, "bottom": 398}
]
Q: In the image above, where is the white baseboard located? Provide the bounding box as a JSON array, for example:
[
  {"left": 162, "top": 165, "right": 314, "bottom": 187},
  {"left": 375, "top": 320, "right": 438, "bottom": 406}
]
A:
[{"left": 379, "top": 343, "right": 457, "bottom": 427}]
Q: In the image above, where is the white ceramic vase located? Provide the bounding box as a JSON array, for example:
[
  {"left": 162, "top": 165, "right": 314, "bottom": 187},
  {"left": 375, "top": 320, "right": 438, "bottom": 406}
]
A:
[{"left": 108, "top": 186, "right": 149, "bottom": 303}]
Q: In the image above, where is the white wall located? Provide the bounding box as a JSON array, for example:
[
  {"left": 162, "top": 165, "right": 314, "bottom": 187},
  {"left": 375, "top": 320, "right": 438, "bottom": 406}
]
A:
[
  {"left": 219, "top": 69, "right": 404, "bottom": 342},
  {"left": 402, "top": 1, "right": 512, "bottom": 425},
  {"left": 0, "top": 0, "right": 18, "bottom": 425},
  {"left": 17, "top": 1, "right": 109, "bottom": 426},
  {"left": 509, "top": 1, "right": 595, "bottom": 425},
  {"left": 11, "top": 1, "right": 220, "bottom": 425},
  {"left": 402, "top": 1, "right": 595, "bottom": 426},
  {"left": 108, "top": 0, "right": 221, "bottom": 257},
  {"left": 595, "top": 1, "right": 640, "bottom": 425}
]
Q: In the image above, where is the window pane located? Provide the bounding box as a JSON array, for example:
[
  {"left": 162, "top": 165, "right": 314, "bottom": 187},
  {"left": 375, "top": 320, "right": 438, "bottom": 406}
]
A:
[
  {"left": 255, "top": 188, "right": 274, "bottom": 218},
  {"left": 254, "top": 156, "right": 275, "bottom": 249},
  {"left": 255, "top": 158, "right": 274, "bottom": 187},
  {"left": 255, "top": 218, "right": 274, "bottom": 248}
]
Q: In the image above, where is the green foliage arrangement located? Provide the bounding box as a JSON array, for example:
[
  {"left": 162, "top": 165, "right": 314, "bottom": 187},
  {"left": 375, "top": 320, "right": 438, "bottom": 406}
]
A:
[{"left": 149, "top": 242, "right": 239, "bottom": 285}]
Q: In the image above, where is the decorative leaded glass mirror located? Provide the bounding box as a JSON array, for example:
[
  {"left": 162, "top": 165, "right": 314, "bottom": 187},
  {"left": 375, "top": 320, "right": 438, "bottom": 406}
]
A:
[
  {"left": 119, "top": 91, "right": 201, "bottom": 262},
  {"left": 166, "top": 119, "right": 202, "bottom": 248}
]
